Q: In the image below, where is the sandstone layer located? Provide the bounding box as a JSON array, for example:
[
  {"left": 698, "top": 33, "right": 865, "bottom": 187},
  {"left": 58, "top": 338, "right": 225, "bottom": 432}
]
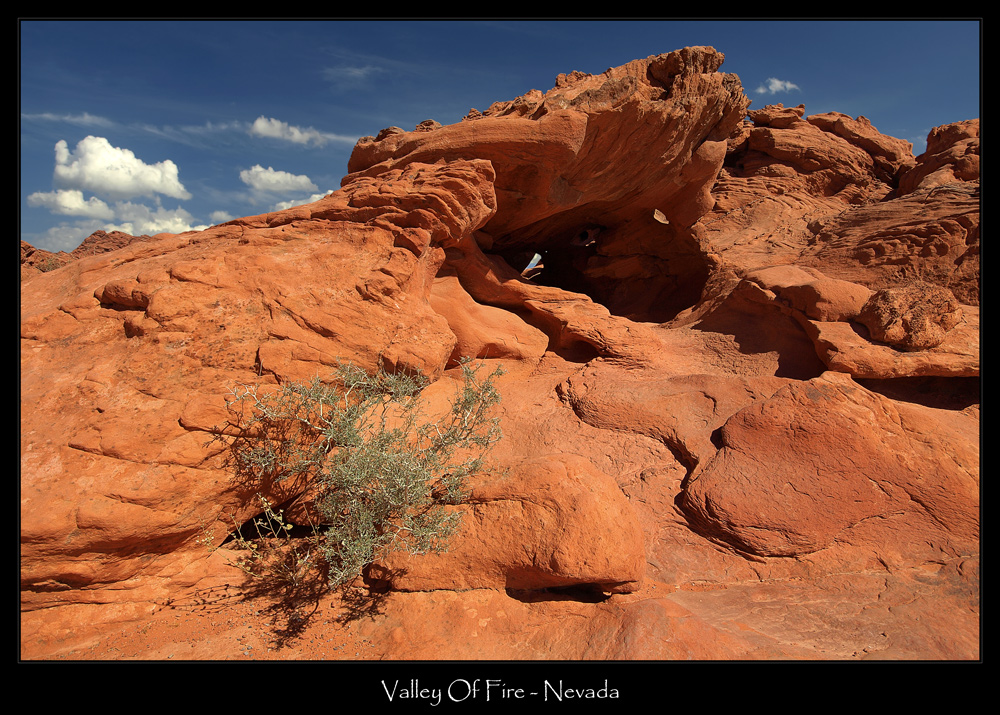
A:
[{"left": 21, "top": 47, "right": 979, "bottom": 660}]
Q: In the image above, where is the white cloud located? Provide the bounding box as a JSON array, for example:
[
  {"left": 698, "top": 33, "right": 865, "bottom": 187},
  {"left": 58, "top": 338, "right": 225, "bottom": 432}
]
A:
[
  {"left": 24, "top": 206, "right": 207, "bottom": 253},
  {"left": 909, "top": 135, "right": 928, "bottom": 157},
  {"left": 104, "top": 201, "right": 204, "bottom": 236},
  {"left": 755, "top": 77, "right": 801, "bottom": 95},
  {"left": 239, "top": 164, "right": 318, "bottom": 194},
  {"left": 27, "top": 189, "right": 114, "bottom": 219},
  {"left": 182, "top": 120, "right": 247, "bottom": 134},
  {"left": 248, "top": 116, "right": 357, "bottom": 146},
  {"left": 271, "top": 191, "right": 334, "bottom": 211},
  {"left": 22, "top": 196, "right": 212, "bottom": 252},
  {"left": 209, "top": 210, "right": 235, "bottom": 224},
  {"left": 340, "top": 65, "right": 383, "bottom": 80},
  {"left": 52, "top": 135, "right": 192, "bottom": 201},
  {"left": 27, "top": 221, "right": 107, "bottom": 253},
  {"left": 135, "top": 119, "right": 245, "bottom": 146},
  {"left": 21, "top": 111, "right": 115, "bottom": 128},
  {"left": 249, "top": 116, "right": 332, "bottom": 146},
  {"left": 26, "top": 183, "right": 202, "bottom": 234}
]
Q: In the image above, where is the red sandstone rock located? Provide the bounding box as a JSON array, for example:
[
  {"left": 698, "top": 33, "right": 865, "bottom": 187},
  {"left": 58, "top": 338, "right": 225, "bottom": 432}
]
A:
[
  {"left": 20, "top": 47, "right": 979, "bottom": 661},
  {"left": 857, "top": 281, "right": 963, "bottom": 350},
  {"left": 429, "top": 273, "right": 549, "bottom": 366},
  {"left": 898, "top": 119, "right": 979, "bottom": 195},
  {"left": 20, "top": 240, "right": 73, "bottom": 276},
  {"left": 72, "top": 229, "right": 154, "bottom": 257},
  {"left": 682, "top": 371, "right": 978, "bottom": 559},
  {"left": 803, "top": 307, "right": 979, "bottom": 379},
  {"left": 20, "top": 231, "right": 156, "bottom": 280},
  {"left": 20, "top": 159, "right": 498, "bottom": 610},
  {"left": 696, "top": 110, "right": 979, "bottom": 308},
  {"left": 806, "top": 111, "right": 916, "bottom": 183},
  {"left": 372, "top": 454, "right": 645, "bottom": 593},
  {"left": 742, "top": 265, "right": 873, "bottom": 321},
  {"left": 718, "top": 265, "right": 978, "bottom": 379},
  {"left": 801, "top": 181, "right": 980, "bottom": 304}
]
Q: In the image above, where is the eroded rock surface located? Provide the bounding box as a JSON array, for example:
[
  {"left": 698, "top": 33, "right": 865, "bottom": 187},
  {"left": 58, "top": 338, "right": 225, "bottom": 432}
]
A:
[{"left": 21, "top": 47, "right": 979, "bottom": 661}]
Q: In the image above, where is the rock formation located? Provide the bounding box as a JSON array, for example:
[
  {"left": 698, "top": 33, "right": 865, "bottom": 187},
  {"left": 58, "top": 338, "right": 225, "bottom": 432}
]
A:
[{"left": 21, "top": 46, "right": 979, "bottom": 660}]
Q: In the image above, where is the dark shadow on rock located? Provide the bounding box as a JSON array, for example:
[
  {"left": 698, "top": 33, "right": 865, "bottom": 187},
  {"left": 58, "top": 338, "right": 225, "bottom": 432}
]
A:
[
  {"left": 859, "top": 375, "right": 981, "bottom": 411},
  {"left": 505, "top": 584, "right": 612, "bottom": 604},
  {"left": 329, "top": 564, "right": 407, "bottom": 625},
  {"left": 549, "top": 339, "right": 602, "bottom": 364},
  {"left": 692, "top": 294, "right": 829, "bottom": 379}
]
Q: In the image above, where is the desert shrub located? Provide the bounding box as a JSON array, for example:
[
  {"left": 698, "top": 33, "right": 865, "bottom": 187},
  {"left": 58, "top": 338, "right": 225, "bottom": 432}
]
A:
[{"left": 220, "top": 358, "right": 504, "bottom": 590}]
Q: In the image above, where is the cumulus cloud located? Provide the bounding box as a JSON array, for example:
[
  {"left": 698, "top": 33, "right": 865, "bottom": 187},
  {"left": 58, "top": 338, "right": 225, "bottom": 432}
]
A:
[
  {"left": 248, "top": 116, "right": 314, "bottom": 144},
  {"left": 25, "top": 202, "right": 208, "bottom": 253},
  {"left": 52, "top": 135, "right": 192, "bottom": 201},
  {"left": 755, "top": 77, "right": 801, "bottom": 95},
  {"left": 27, "top": 221, "right": 108, "bottom": 253},
  {"left": 209, "top": 210, "right": 235, "bottom": 224},
  {"left": 248, "top": 116, "right": 348, "bottom": 147},
  {"left": 271, "top": 191, "right": 334, "bottom": 211},
  {"left": 239, "top": 164, "right": 318, "bottom": 194},
  {"left": 25, "top": 137, "right": 209, "bottom": 250},
  {"left": 104, "top": 201, "right": 206, "bottom": 236},
  {"left": 27, "top": 189, "right": 114, "bottom": 219}
]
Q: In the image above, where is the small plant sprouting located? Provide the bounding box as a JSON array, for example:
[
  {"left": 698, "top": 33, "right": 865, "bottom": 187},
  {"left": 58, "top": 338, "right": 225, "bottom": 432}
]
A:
[{"left": 224, "top": 494, "right": 321, "bottom": 591}]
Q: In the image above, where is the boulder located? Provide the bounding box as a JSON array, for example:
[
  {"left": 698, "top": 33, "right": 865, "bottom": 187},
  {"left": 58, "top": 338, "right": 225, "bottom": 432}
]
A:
[
  {"left": 857, "top": 281, "right": 963, "bottom": 350},
  {"left": 898, "top": 119, "right": 979, "bottom": 195},
  {"left": 682, "top": 371, "right": 978, "bottom": 560},
  {"left": 371, "top": 454, "right": 646, "bottom": 594}
]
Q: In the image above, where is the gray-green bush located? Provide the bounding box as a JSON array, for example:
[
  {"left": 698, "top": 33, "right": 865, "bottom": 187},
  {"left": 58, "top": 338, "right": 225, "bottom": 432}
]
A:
[{"left": 220, "top": 358, "right": 504, "bottom": 589}]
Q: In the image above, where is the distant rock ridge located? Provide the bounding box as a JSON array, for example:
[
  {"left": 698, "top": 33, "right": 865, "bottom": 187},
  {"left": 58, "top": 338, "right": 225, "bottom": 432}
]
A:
[
  {"left": 21, "top": 231, "right": 155, "bottom": 278},
  {"left": 72, "top": 229, "right": 154, "bottom": 256},
  {"left": 21, "top": 47, "right": 979, "bottom": 661}
]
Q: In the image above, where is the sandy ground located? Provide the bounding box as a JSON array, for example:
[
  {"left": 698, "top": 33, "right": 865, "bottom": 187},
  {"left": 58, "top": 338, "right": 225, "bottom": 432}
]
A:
[
  {"left": 25, "top": 583, "right": 660, "bottom": 703},
  {"left": 29, "top": 586, "right": 389, "bottom": 661}
]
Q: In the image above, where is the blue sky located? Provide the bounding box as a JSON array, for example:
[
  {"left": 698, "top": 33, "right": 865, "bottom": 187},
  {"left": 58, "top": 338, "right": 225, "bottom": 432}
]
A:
[{"left": 20, "top": 19, "right": 980, "bottom": 253}]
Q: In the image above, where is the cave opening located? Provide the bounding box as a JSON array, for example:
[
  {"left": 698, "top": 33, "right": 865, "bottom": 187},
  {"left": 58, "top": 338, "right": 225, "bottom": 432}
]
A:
[{"left": 487, "top": 220, "right": 711, "bottom": 325}]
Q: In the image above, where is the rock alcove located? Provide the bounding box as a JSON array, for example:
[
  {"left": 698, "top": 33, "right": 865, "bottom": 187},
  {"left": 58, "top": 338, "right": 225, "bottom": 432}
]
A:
[{"left": 480, "top": 213, "right": 712, "bottom": 325}]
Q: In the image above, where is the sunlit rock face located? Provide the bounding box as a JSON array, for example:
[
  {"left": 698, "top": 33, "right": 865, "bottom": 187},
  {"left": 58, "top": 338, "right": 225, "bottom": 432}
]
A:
[
  {"left": 347, "top": 47, "right": 751, "bottom": 324},
  {"left": 21, "top": 47, "right": 979, "bottom": 661}
]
